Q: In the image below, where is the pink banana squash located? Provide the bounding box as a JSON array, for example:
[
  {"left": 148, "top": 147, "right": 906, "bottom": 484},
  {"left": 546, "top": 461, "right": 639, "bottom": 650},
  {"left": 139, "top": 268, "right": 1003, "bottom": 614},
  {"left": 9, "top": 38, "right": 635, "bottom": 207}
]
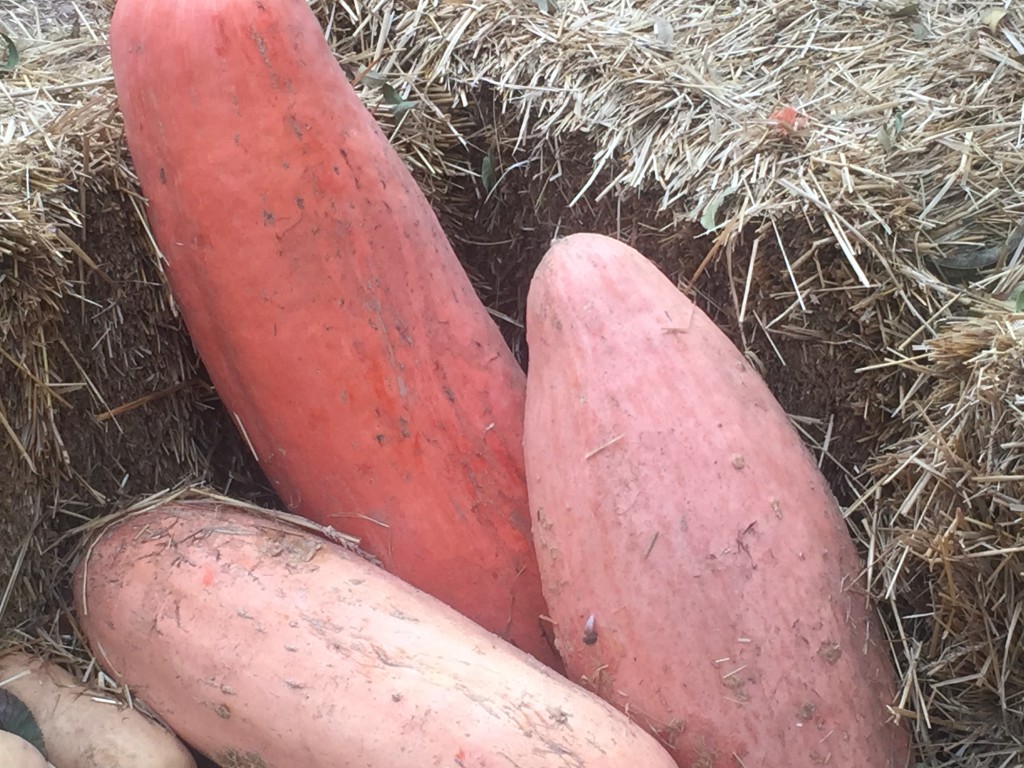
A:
[{"left": 522, "top": 232, "right": 910, "bottom": 767}]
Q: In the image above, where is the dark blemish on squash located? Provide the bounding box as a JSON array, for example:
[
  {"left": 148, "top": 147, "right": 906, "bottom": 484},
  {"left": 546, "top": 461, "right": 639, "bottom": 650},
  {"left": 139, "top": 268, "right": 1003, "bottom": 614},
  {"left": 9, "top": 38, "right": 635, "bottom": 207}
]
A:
[
  {"left": 643, "top": 531, "right": 659, "bottom": 558},
  {"left": 503, "top": 507, "right": 528, "bottom": 536},
  {"left": 295, "top": 196, "right": 305, "bottom": 210},
  {"left": 337, "top": 149, "right": 359, "bottom": 188},
  {"left": 375, "top": 434, "right": 386, "bottom": 445},
  {"left": 288, "top": 115, "right": 303, "bottom": 139},
  {"left": 679, "top": 516, "right": 688, "bottom": 531},
  {"left": 721, "top": 672, "right": 750, "bottom": 702},
  {"left": 263, "top": 210, "right": 275, "bottom": 226},
  {"left": 249, "top": 30, "right": 269, "bottom": 66},
  {"left": 583, "top": 614, "right": 598, "bottom": 645},
  {"left": 372, "top": 644, "right": 414, "bottom": 669},
  {"left": 731, "top": 453, "right": 745, "bottom": 469},
  {"left": 398, "top": 417, "right": 410, "bottom": 438},
  {"left": 389, "top": 607, "right": 420, "bottom": 622},
  {"left": 333, "top": 165, "right": 341, "bottom": 175},
  {"left": 797, "top": 701, "right": 817, "bottom": 722},
  {"left": 158, "top": 167, "right": 166, "bottom": 184},
  {"left": 282, "top": 162, "right": 289, "bottom": 170},
  {"left": 213, "top": 18, "right": 229, "bottom": 55},
  {"left": 392, "top": 318, "right": 414, "bottom": 346},
  {"left": 547, "top": 707, "right": 570, "bottom": 725},
  {"left": 392, "top": 693, "right": 403, "bottom": 702},
  {"left": 819, "top": 641, "right": 842, "bottom": 664},
  {"left": 443, "top": 385, "right": 456, "bottom": 403},
  {"left": 212, "top": 702, "right": 232, "bottom": 719}
]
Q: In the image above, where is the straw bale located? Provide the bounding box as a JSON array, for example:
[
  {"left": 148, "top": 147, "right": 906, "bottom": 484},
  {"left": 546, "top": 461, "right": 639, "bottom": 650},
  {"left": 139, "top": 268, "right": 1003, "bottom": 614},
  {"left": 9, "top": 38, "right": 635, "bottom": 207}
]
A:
[
  {"left": 2, "top": 0, "right": 1024, "bottom": 764},
  {"left": 853, "top": 306, "right": 1024, "bottom": 759},
  {"left": 319, "top": 0, "right": 1024, "bottom": 286}
]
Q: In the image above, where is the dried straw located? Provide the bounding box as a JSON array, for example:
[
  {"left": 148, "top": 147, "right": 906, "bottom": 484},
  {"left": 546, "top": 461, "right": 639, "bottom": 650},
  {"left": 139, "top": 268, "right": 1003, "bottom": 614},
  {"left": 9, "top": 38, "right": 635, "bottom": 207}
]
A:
[{"left": 849, "top": 308, "right": 1024, "bottom": 759}]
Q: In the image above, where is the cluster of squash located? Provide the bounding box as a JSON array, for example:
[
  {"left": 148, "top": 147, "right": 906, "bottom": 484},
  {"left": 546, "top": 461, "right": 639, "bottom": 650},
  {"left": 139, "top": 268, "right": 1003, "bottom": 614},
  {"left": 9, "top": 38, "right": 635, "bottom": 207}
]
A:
[{"left": 3, "top": 0, "right": 913, "bottom": 766}]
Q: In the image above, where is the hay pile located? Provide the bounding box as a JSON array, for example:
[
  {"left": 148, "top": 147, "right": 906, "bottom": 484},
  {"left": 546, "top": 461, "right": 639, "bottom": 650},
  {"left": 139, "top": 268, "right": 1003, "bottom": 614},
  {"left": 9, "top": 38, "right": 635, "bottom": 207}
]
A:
[
  {"left": 858, "top": 308, "right": 1024, "bottom": 762},
  {"left": 2, "top": 0, "right": 1024, "bottom": 764}
]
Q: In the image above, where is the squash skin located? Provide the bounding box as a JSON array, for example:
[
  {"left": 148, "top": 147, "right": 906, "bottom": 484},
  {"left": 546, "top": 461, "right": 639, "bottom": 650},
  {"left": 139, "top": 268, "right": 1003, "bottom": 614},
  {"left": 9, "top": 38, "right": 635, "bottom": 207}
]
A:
[
  {"left": 108, "top": 0, "right": 556, "bottom": 666},
  {"left": 522, "top": 233, "right": 910, "bottom": 767},
  {"left": 0, "top": 652, "right": 196, "bottom": 768},
  {"left": 73, "top": 501, "right": 679, "bottom": 768},
  {"left": 0, "top": 731, "right": 48, "bottom": 768}
]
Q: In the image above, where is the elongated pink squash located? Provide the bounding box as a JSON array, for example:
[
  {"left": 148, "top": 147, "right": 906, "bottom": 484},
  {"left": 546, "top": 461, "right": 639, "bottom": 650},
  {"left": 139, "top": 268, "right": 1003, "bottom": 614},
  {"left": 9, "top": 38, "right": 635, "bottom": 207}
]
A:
[
  {"left": 108, "top": 0, "right": 556, "bottom": 666},
  {"left": 522, "top": 233, "right": 910, "bottom": 767},
  {"left": 73, "top": 501, "right": 678, "bottom": 768}
]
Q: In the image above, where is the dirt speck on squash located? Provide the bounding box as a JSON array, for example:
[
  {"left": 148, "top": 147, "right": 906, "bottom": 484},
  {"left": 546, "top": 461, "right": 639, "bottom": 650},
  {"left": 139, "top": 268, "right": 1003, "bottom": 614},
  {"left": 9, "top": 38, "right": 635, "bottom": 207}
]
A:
[{"left": 818, "top": 641, "right": 843, "bottom": 664}]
